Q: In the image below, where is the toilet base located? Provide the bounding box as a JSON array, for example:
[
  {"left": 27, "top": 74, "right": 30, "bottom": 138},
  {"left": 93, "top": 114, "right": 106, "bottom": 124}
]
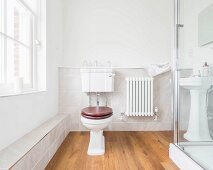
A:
[{"left": 87, "top": 130, "right": 105, "bottom": 156}]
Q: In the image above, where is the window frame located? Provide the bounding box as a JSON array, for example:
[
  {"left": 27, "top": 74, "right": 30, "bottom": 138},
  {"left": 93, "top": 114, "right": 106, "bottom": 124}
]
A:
[{"left": 0, "top": 0, "right": 40, "bottom": 95}]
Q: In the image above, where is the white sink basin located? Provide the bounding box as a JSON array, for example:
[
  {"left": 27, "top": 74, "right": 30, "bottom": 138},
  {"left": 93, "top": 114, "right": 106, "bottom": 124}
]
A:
[
  {"left": 180, "top": 76, "right": 213, "bottom": 141},
  {"left": 180, "top": 76, "right": 213, "bottom": 89}
]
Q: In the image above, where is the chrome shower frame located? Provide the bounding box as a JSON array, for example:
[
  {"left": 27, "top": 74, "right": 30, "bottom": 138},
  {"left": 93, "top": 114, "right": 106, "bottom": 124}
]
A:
[{"left": 172, "top": 0, "right": 181, "bottom": 145}]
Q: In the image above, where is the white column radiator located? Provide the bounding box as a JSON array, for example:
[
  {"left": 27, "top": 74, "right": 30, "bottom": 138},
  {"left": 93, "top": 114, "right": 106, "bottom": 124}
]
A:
[{"left": 126, "top": 77, "right": 154, "bottom": 116}]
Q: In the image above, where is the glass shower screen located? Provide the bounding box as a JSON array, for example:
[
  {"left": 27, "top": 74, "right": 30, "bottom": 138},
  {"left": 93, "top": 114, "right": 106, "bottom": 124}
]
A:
[{"left": 174, "top": 0, "right": 213, "bottom": 169}]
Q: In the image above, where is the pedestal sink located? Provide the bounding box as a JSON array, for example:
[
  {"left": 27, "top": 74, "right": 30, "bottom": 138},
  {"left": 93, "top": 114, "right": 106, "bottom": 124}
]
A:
[{"left": 180, "top": 76, "right": 213, "bottom": 141}]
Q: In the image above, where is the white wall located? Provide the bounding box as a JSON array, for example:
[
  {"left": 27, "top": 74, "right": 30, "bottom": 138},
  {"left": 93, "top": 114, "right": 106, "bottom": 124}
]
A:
[
  {"left": 59, "top": 0, "right": 174, "bottom": 131},
  {"left": 61, "top": 0, "right": 173, "bottom": 67},
  {"left": 0, "top": 0, "right": 63, "bottom": 151},
  {"left": 180, "top": 0, "right": 213, "bottom": 69}
]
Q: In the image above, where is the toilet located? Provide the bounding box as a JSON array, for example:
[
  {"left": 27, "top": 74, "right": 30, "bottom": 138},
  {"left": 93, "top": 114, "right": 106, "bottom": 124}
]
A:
[
  {"left": 81, "top": 106, "right": 113, "bottom": 155},
  {"left": 80, "top": 68, "right": 115, "bottom": 155}
]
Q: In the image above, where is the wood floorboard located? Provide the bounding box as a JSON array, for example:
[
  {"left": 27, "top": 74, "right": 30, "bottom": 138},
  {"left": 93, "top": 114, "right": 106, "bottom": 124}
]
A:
[{"left": 45, "top": 131, "right": 179, "bottom": 170}]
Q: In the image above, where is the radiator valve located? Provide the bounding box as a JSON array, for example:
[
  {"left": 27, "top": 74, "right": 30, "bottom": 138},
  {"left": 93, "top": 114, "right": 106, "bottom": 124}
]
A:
[
  {"left": 153, "top": 107, "right": 158, "bottom": 121},
  {"left": 119, "top": 112, "right": 127, "bottom": 122}
]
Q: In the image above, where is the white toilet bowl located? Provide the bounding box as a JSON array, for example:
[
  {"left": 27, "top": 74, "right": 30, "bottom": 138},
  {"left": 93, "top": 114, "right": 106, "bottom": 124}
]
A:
[{"left": 81, "top": 106, "right": 113, "bottom": 156}]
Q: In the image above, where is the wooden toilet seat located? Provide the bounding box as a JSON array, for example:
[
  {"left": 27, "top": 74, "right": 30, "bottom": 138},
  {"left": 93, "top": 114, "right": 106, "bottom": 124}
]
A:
[{"left": 81, "top": 106, "right": 113, "bottom": 120}]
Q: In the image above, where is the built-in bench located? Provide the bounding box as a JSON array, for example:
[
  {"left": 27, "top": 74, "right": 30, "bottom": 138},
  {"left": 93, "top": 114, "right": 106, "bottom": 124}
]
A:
[{"left": 0, "top": 114, "right": 70, "bottom": 170}]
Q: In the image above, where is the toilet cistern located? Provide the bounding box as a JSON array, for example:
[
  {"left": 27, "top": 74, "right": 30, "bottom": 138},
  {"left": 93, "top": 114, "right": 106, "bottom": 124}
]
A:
[{"left": 180, "top": 76, "right": 213, "bottom": 141}]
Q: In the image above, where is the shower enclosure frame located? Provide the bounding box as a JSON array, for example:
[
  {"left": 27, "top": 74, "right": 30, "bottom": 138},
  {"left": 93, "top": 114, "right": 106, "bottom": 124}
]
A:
[{"left": 169, "top": 0, "right": 207, "bottom": 169}]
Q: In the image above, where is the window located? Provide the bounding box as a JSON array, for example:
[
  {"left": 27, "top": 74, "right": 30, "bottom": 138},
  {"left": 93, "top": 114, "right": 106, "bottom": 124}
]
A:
[{"left": 0, "top": 0, "right": 41, "bottom": 95}]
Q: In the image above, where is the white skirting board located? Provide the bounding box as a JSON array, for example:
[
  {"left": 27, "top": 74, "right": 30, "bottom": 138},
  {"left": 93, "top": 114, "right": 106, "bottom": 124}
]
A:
[{"left": 169, "top": 144, "right": 204, "bottom": 170}]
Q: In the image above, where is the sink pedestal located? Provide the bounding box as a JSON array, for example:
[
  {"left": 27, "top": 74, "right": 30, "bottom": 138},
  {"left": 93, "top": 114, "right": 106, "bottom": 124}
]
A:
[
  {"left": 180, "top": 76, "right": 213, "bottom": 142},
  {"left": 184, "top": 88, "right": 212, "bottom": 141}
]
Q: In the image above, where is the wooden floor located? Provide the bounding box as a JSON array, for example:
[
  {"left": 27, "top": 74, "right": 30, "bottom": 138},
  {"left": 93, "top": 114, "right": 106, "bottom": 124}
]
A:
[{"left": 45, "top": 132, "right": 179, "bottom": 170}]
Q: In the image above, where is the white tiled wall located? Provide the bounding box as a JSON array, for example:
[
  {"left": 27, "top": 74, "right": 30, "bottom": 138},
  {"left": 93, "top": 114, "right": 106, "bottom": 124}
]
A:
[
  {"left": 59, "top": 68, "right": 172, "bottom": 131},
  {"left": 0, "top": 115, "right": 71, "bottom": 170}
]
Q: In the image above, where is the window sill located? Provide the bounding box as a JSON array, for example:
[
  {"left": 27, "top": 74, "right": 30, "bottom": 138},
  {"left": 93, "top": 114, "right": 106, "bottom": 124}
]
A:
[{"left": 0, "top": 90, "right": 46, "bottom": 98}]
